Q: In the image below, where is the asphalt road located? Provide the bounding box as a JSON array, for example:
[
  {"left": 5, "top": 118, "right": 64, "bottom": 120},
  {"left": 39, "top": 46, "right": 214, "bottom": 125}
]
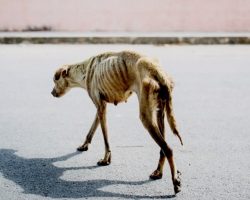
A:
[{"left": 0, "top": 44, "right": 249, "bottom": 200}]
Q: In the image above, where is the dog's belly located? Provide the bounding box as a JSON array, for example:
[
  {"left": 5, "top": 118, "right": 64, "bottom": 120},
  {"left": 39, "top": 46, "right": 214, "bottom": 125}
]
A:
[
  {"left": 96, "top": 73, "right": 133, "bottom": 104},
  {"left": 99, "top": 88, "right": 133, "bottom": 105}
]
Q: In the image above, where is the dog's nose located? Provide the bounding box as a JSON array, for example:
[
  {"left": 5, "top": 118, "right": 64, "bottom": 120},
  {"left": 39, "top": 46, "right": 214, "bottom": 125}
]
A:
[{"left": 51, "top": 89, "right": 58, "bottom": 97}]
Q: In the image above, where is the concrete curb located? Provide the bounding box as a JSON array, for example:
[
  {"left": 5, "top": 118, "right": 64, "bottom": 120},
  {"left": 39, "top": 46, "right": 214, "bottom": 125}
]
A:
[{"left": 1, "top": 32, "right": 250, "bottom": 44}]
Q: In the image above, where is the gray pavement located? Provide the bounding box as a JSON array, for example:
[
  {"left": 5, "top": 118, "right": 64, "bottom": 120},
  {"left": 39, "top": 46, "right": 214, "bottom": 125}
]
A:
[
  {"left": 0, "top": 44, "right": 250, "bottom": 199},
  {"left": 1, "top": 32, "right": 250, "bottom": 44}
]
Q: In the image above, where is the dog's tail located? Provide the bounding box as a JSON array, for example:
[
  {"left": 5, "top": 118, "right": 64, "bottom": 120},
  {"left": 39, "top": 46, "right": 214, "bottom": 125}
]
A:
[
  {"left": 164, "top": 90, "right": 183, "bottom": 146},
  {"left": 157, "top": 74, "right": 183, "bottom": 146},
  {"left": 138, "top": 57, "right": 183, "bottom": 145}
]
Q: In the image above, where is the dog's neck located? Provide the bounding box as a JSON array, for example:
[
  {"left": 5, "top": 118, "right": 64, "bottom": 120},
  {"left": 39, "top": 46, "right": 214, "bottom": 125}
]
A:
[{"left": 67, "top": 59, "right": 89, "bottom": 89}]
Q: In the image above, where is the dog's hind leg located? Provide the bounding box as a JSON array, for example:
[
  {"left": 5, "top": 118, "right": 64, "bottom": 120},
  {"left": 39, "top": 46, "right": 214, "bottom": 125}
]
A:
[
  {"left": 77, "top": 113, "right": 99, "bottom": 151},
  {"left": 139, "top": 79, "right": 181, "bottom": 194},
  {"left": 150, "top": 100, "right": 166, "bottom": 180}
]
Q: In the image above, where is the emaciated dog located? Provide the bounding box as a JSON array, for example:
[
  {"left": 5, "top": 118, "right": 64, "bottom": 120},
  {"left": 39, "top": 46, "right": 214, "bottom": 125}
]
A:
[{"left": 51, "top": 50, "right": 183, "bottom": 193}]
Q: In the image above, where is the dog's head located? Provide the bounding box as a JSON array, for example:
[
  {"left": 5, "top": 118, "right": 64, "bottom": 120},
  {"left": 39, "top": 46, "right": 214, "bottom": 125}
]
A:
[{"left": 51, "top": 66, "right": 71, "bottom": 98}]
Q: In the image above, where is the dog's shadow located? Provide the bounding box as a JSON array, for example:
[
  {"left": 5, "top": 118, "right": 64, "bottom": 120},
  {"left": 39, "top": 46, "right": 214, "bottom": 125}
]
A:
[{"left": 0, "top": 149, "right": 175, "bottom": 199}]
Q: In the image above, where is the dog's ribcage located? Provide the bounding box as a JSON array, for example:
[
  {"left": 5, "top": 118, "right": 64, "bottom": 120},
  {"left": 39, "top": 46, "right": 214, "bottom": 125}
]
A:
[{"left": 87, "top": 56, "right": 133, "bottom": 104}]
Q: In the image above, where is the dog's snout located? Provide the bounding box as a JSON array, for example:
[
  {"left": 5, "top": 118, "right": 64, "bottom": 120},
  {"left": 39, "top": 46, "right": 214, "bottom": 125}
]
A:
[{"left": 51, "top": 89, "right": 59, "bottom": 97}]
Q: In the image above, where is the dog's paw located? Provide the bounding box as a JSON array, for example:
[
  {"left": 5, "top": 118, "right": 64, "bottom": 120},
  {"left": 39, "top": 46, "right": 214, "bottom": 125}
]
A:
[
  {"left": 174, "top": 182, "right": 181, "bottom": 194},
  {"left": 173, "top": 171, "right": 181, "bottom": 194},
  {"left": 77, "top": 145, "right": 88, "bottom": 152},
  {"left": 97, "top": 159, "right": 111, "bottom": 166},
  {"left": 149, "top": 170, "right": 163, "bottom": 180}
]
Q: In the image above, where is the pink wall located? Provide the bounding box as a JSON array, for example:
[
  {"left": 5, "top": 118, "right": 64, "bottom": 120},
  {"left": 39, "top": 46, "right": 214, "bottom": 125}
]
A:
[{"left": 0, "top": 0, "right": 250, "bottom": 32}]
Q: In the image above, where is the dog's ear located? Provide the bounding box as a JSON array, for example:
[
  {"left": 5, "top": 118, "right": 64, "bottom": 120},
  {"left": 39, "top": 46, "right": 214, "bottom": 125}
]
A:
[
  {"left": 54, "top": 67, "right": 69, "bottom": 80},
  {"left": 62, "top": 68, "right": 69, "bottom": 78}
]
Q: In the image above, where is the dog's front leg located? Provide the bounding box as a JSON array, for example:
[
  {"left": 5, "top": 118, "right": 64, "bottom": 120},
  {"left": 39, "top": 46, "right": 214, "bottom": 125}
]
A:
[
  {"left": 96, "top": 102, "right": 111, "bottom": 166},
  {"left": 77, "top": 113, "right": 99, "bottom": 151}
]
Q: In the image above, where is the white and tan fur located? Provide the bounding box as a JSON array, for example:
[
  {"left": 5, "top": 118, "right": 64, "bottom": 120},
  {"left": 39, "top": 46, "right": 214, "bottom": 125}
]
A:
[{"left": 51, "top": 50, "right": 183, "bottom": 193}]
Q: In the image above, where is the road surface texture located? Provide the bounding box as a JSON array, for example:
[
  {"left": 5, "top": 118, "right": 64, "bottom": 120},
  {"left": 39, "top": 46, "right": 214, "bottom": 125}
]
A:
[{"left": 0, "top": 44, "right": 249, "bottom": 200}]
